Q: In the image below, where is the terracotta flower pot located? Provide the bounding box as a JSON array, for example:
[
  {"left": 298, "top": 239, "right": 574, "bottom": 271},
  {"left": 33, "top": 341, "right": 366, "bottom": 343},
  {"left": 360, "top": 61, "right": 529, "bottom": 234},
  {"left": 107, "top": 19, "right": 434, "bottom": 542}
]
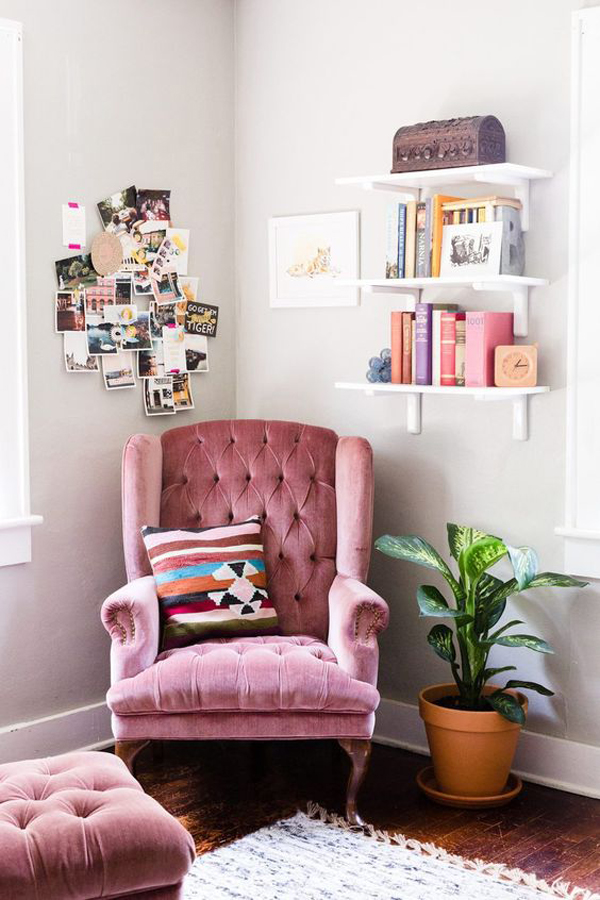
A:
[{"left": 418, "top": 683, "right": 527, "bottom": 798}]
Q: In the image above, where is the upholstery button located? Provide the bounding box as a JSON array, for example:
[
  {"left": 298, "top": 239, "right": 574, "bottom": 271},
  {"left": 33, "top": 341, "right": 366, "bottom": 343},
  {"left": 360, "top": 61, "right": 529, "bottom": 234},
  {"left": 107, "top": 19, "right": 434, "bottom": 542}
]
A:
[
  {"left": 310, "top": 554, "right": 316, "bottom": 561},
  {"left": 279, "top": 552, "right": 284, "bottom": 560},
  {"left": 278, "top": 474, "right": 284, "bottom": 482},
  {"left": 231, "top": 438, "right": 235, "bottom": 443},
  {"left": 228, "top": 512, "right": 234, "bottom": 521},
  {"left": 196, "top": 513, "right": 202, "bottom": 521},
  {"left": 293, "top": 512, "right": 299, "bottom": 521},
  {"left": 294, "top": 436, "right": 300, "bottom": 443},
  {"left": 214, "top": 474, "right": 219, "bottom": 482},
  {"left": 246, "top": 474, "right": 251, "bottom": 481},
  {"left": 294, "top": 593, "right": 301, "bottom": 601}
]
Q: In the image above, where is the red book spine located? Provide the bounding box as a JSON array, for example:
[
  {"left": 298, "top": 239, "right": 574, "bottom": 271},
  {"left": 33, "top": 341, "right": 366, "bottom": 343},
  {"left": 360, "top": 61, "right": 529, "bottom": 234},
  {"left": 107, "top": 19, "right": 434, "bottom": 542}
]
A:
[
  {"left": 401, "top": 312, "right": 414, "bottom": 384},
  {"left": 391, "top": 312, "right": 403, "bottom": 384},
  {"left": 440, "top": 312, "right": 465, "bottom": 386}
]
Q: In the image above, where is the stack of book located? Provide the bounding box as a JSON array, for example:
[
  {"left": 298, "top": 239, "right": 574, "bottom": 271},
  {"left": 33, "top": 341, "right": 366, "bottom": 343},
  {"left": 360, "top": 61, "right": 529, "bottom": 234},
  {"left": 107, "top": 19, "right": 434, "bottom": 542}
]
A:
[
  {"left": 391, "top": 307, "right": 513, "bottom": 387},
  {"left": 385, "top": 195, "right": 522, "bottom": 279}
]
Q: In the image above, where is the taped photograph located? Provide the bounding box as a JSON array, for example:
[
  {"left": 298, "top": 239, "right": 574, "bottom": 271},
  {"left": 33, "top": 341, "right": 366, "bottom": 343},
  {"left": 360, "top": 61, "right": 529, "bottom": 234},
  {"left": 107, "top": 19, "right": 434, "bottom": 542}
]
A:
[
  {"left": 102, "top": 352, "right": 136, "bottom": 390},
  {"left": 64, "top": 333, "right": 99, "bottom": 372},
  {"left": 55, "top": 290, "right": 85, "bottom": 333},
  {"left": 138, "top": 342, "right": 165, "bottom": 378},
  {"left": 184, "top": 333, "right": 209, "bottom": 373},
  {"left": 172, "top": 373, "right": 194, "bottom": 410},
  {"left": 143, "top": 376, "right": 176, "bottom": 416},
  {"left": 55, "top": 253, "right": 97, "bottom": 289}
]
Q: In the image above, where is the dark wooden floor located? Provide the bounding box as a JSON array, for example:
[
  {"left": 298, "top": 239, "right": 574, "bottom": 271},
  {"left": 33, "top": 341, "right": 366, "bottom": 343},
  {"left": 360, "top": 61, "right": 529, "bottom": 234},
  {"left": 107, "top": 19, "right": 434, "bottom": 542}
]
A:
[{"left": 133, "top": 739, "right": 600, "bottom": 893}]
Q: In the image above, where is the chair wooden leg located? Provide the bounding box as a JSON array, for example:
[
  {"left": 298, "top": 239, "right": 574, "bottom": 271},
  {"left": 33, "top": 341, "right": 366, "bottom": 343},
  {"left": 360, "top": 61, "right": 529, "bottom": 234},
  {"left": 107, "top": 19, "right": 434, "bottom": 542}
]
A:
[
  {"left": 115, "top": 740, "right": 150, "bottom": 774},
  {"left": 338, "top": 739, "right": 371, "bottom": 826}
]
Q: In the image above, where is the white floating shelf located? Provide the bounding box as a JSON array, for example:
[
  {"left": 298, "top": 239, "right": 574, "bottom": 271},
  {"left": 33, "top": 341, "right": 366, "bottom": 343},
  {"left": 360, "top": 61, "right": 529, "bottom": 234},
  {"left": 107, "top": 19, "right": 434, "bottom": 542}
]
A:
[
  {"left": 339, "top": 276, "right": 548, "bottom": 338},
  {"left": 334, "top": 381, "right": 550, "bottom": 441},
  {"left": 335, "top": 163, "right": 552, "bottom": 231}
]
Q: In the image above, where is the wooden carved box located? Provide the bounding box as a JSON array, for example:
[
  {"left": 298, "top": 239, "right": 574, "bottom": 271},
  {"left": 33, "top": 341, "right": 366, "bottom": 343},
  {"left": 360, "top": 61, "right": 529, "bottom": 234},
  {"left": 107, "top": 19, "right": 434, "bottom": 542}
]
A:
[{"left": 391, "top": 116, "right": 506, "bottom": 173}]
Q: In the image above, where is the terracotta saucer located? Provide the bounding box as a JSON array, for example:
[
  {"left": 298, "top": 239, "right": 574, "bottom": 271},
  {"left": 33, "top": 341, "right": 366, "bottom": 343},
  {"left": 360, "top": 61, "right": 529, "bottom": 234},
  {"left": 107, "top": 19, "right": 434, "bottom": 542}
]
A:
[{"left": 416, "top": 766, "right": 523, "bottom": 809}]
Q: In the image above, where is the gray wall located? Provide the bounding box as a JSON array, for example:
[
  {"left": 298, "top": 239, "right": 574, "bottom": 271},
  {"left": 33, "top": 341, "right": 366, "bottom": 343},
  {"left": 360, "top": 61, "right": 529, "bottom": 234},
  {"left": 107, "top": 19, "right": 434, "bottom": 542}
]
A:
[
  {"left": 0, "top": 0, "right": 235, "bottom": 726},
  {"left": 234, "top": 0, "right": 600, "bottom": 746}
]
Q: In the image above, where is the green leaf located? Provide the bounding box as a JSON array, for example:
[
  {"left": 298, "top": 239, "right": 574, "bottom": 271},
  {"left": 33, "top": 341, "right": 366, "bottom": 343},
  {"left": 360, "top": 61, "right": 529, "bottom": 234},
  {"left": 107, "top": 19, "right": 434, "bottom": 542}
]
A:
[
  {"left": 474, "top": 573, "right": 505, "bottom": 632},
  {"left": 526, "top": 572, "right": 588, "bottom": 590},
  {"left": 507, "top": 545, "right": 538, "bottom": 590},
  {"left": 483, "top": 665, "right": 517, "bottom": 681},
  {"left": 488, "top": 690, "right": 526, "bottom": 725},
  {"left": 427, "top": 624, "right": 456, "bottom": 663},
  {"left": 504, "top": 680, "right": 554, "bottom": 696},
  {"left": 460, "top": 537, "right": 507, "bottom": 587},
  {"left": 446, "top": 524, "right": 489, "bottom": 561},
  {"left": 494, "top": 633, "right": 554, "bottom": 654},
  {"left": 485, "top": 578, "right": 519, "bottom": 629},
  {"left": 489, "top": 619, "right": 525, "bottom": 640},
  {"left": 417, "top": 585, "right": 463, "bottom": 618},
  {"left": 375, "top": 535, "right": 462, "bottom": 595}
]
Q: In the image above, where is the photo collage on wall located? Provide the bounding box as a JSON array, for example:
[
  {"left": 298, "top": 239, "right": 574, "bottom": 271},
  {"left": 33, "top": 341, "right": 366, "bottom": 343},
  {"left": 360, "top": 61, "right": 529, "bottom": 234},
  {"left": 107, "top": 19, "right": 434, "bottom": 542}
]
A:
[{"left": 55, "top": 186, "right": 220, "bottom": 415}]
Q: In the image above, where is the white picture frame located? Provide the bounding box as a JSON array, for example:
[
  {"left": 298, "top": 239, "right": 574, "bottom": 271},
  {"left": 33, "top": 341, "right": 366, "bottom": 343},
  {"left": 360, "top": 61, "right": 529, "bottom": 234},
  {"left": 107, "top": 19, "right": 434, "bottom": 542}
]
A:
[
  {"left": 440, "top": 221, "right": 503, "bottom": 278},
  {"left": 269, "top": 211, "right": 360, "bottom": 308}
]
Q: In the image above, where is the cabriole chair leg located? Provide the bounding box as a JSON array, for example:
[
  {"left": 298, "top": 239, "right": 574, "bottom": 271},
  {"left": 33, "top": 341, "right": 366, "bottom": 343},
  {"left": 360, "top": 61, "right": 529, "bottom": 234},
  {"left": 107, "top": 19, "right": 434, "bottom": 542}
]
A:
[
  {"left": 115, "top": 740, "right": 150, "bottom": 774},
  {"left": 338, "top": 738, "right": 372, "bottom": 826}
]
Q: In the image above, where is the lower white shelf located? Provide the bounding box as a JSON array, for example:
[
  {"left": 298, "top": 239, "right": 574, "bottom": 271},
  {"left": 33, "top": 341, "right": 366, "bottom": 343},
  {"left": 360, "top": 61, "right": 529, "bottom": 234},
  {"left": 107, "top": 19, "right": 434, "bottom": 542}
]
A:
[{"left": 334, "top": 382, "right": 550, "bottom": 441}]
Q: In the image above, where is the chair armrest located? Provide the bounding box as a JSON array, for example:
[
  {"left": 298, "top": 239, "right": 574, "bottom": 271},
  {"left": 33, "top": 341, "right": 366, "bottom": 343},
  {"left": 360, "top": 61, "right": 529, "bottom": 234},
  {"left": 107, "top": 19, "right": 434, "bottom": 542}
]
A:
[
  {"left": 101, "top": 576, "right": 160, "bottom": 683},
  {"left": 327, "top": 574, "right": 389, "bottom": 686}
]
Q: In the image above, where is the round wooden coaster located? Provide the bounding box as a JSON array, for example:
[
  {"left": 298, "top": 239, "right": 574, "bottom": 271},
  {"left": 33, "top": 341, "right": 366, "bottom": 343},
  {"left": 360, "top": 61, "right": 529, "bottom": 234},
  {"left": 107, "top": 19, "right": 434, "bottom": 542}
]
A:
[{"left": 91, "top": 232, "right": 123, "bottom": 276}]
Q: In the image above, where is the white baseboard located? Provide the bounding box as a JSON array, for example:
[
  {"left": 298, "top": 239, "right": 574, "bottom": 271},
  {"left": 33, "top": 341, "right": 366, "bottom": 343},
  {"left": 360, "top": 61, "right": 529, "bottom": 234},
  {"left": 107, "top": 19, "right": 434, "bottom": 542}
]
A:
[
  {"left": 0, "top": 701, "right": 113, "bottom": 764},
  {"left": 373, "top": 697, "right": 600, "bottom": 800}
]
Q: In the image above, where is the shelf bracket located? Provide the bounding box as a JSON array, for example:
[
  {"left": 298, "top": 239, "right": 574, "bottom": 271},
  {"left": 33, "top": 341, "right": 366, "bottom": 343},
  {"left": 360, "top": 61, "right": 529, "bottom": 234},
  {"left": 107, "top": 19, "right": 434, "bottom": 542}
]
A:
[
  {"left": 512, "top": 394, "right": 529, "bottom": 441},
  {"left": 472, "top": 281, "right": 529, "bottom": 337},
  {"left": 406, "top": 392, "right": 422, "bottom": 434}
]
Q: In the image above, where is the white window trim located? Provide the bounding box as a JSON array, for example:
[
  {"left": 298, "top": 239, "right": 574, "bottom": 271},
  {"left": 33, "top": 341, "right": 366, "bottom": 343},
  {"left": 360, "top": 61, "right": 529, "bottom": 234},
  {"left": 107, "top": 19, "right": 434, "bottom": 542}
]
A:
[
  {"left": 555, "top": 9, "right": 600, "bottom": 578},
  {"left": 0, "top": 19, "right": 42, "bottom": 567}
]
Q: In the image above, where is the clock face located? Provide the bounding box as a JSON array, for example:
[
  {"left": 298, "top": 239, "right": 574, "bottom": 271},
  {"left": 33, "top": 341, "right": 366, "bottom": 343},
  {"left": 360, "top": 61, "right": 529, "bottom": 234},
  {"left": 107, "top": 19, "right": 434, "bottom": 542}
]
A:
[{"left": 501, "top": 350, "right": 532, "bottom": 381}]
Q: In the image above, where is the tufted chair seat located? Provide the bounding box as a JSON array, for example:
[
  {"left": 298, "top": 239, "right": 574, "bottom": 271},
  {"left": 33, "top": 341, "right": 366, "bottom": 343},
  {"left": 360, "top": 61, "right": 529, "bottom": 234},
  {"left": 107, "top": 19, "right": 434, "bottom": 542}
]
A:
[
  {"left": 107, "top": 635, "right": 380, "bottom": 716},
  {"left": 102, "top": 420, "right": 389, "bottom": 824},
  {"left": 0, "top": 751, "right": 195, "bottom": 900}
]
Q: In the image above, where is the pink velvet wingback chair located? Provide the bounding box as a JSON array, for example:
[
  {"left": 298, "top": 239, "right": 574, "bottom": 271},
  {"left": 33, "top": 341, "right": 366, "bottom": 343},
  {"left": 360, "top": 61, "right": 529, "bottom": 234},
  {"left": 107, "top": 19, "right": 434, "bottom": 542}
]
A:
[{"left": 101, "top": 419, "right": 389, "bottom": 823}]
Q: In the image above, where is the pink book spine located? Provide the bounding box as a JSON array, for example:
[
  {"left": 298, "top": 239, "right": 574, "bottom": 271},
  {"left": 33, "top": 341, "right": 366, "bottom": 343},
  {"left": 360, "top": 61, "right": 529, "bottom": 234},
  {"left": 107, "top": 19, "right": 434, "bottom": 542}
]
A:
[
  {"left": 440, "top": 312, "right": 465, "bottom": 386},
  {"left": 466, "top": 312, "right": 514, "bottom": 387}
]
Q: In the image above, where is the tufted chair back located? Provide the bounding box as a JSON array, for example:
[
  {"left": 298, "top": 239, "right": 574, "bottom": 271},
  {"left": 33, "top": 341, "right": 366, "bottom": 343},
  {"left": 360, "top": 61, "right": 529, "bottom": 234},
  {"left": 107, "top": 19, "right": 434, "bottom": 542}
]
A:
[{"left": 121, "top": 419, "right": 374, "bottom": 641}]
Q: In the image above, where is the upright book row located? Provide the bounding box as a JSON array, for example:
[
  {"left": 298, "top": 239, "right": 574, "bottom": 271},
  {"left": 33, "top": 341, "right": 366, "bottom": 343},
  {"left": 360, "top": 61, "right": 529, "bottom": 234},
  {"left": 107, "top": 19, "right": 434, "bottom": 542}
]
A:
[
  {"left": 389, "top": 307, "right": 514, "bottom": 388},
  {"left": 385, "top": 194, "right": 524, "bottom": 279}
]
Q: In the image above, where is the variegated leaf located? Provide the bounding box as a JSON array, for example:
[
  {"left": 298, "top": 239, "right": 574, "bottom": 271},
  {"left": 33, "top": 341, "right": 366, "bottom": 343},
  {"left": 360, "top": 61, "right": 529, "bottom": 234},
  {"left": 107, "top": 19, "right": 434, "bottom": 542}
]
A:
[
  {"left": 494, "top": 633, "right": 554, "bottom": 654},
  {"left": 526, "top": 572, "right": 588, "bottom": 590},
  {"left": 504, "top": 679, "right": 554, "bottom": 696},
  {"left": 460, "top": 537, "right": 507, "bottom": 586},
  {"left": 375, "top": 535, "right": 459, "bottom": 592},
  {"left": 489, "top": 690, "right": 526, "bottom": 725},
  {"left": 506, "top": 545, "right": 538, "bottom": 590},
  {"left": 427, "top": 624, "right": 456, "bottom": 663},
  {"left": 446, "top": 523, "right": 490, "bottom": 561},
  {"left": 417, "top": 585, "right": 463, "bottom": 618}
]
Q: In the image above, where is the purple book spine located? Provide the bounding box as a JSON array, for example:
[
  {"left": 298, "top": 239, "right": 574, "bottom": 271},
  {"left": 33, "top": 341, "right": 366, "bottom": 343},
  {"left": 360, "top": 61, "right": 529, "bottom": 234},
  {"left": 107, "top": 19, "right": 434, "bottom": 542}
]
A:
[{"left": 415, "top": 302, "right": 433, "bottom": 385}]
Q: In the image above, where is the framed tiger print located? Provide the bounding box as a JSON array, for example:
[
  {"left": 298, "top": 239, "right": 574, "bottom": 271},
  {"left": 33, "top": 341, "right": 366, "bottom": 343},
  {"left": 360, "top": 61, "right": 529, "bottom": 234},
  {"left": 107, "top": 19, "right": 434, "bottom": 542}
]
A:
[{"left": 268, "top": 211, "right": 360, "bottom": 308}]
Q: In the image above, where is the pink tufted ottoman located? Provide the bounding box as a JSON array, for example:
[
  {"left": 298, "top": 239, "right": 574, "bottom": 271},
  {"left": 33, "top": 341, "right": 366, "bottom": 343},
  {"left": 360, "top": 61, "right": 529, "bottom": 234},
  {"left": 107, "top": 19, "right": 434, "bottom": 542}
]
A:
[{"left": 0, "top": 750, "right": 195, "bottom": 900}]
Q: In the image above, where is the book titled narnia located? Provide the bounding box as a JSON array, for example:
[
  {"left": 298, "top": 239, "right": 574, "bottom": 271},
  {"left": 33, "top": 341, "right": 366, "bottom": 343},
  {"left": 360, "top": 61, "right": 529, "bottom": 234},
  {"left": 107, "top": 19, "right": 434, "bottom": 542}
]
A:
[{"left": 415, "top": 202, "right": 428, "bottom": 277}]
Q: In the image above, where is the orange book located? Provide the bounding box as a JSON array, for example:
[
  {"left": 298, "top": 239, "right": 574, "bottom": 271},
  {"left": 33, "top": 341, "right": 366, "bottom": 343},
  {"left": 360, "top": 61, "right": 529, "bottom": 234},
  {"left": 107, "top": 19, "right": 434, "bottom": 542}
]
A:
[
  {"left": 391, "top": 311, "right": 403, "bottom": 384},
  {"left": 431, "top": 194, "right": 463, "bottom": 278},
  {"left": 401, "top": 312, "right": 414, "bottom": 384}
]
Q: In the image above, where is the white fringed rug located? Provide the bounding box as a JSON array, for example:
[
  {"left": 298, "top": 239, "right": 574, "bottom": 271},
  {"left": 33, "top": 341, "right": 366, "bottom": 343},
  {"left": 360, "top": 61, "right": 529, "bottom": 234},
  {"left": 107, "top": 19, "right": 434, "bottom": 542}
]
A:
[{"left": 183, "top": 804, "right": 599, "bottom": 900}]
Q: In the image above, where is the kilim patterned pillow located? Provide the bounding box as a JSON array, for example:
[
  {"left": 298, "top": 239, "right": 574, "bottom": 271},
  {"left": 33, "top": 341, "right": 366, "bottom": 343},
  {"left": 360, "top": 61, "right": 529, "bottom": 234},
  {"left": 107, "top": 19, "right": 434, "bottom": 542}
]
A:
[{"left": 141, "top": 517, "right": 278, "bottom": 649}]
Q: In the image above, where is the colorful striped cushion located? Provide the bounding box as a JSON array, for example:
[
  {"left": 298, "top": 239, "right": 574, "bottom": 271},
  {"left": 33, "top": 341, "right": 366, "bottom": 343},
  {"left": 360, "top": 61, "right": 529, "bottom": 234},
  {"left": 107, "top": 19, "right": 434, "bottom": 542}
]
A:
[{"left": 141, "top": 517, "right": 279, "bottom": 649}]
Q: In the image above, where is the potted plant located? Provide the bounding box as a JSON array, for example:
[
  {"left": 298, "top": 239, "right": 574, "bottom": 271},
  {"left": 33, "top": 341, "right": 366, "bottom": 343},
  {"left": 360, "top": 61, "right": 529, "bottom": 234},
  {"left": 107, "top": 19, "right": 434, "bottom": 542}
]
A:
[{"left": 375, "top": 524, "right": 586, "bottom": 805}]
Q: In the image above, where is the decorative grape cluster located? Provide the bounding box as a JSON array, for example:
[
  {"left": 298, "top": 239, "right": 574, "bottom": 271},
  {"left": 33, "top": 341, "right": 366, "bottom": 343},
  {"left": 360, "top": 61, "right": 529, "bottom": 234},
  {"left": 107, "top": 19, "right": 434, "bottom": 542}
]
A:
[{"left": 366, "top": 348, "right": 392, "bottom": 383}]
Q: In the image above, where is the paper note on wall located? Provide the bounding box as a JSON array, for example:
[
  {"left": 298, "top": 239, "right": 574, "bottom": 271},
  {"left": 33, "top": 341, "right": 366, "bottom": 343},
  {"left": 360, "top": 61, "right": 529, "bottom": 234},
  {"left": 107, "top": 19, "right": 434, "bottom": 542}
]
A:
[{"left": 62, "top": 202, "right": 86, "bottom": 249}]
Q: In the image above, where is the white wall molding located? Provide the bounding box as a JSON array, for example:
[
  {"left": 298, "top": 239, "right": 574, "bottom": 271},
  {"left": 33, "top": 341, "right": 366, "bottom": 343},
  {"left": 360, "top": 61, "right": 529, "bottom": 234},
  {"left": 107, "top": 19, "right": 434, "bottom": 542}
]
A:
[
  {"left": 0, "top": 701, "right": 113, "bottom": 764},
  {"left": 374, "top": 697, "right": 600, "bottom": 800}
]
